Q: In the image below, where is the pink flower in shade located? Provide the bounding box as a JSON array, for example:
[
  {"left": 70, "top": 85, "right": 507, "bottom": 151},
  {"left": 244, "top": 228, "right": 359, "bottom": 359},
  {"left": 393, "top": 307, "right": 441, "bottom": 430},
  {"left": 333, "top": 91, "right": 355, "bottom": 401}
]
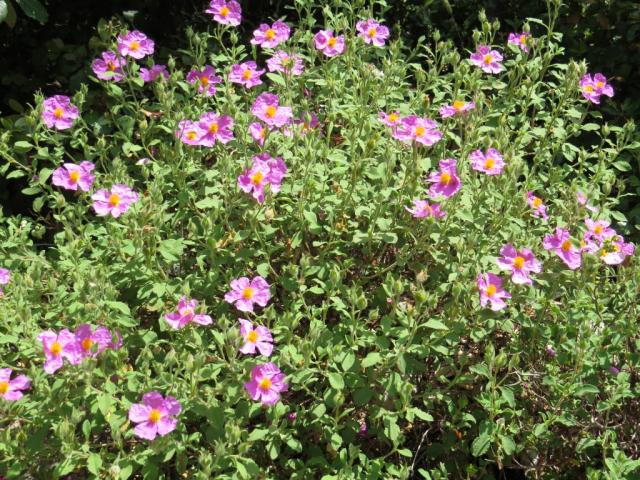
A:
[
  {"left": 51, "top": 161, "right": 95, "bottom": 192},
  {"left": 238, "top": 319, "right": 273, "bottom": 356},
  {"left": 249, "top": 122, "right": 268, "bottom": 146},
  {"left": 526, "top": 192, "right": 548, "bottom": 220},
  {"left": 496, "top": 245, "right": 541, "bottom": 285},
  {"left": 283, "top": 113, "right": 320, "bottom": 137},
  {"left": 197, "top": 112, "right": 235, "bottom": 146},
  {"left": 164, "top": 296, "right": 213, "bottom": 330},
  {"left": 251, "top": 92, "right": 293, "bottom": 128},
  {"left": 356, "top": 19, "right": 390, "bottom": 47},
  {"left": 427, "top": 158, "right": 462, "bottom": 199},
  {"left": 0, "top": 268, "right": 9, "bottom": 297},
  {"left": 205, "top": 0, "right": 241, "bottom": 26},
  {"left": 42, "top": 95, "right": 79, "bottom": 130},
  {"left": 577, "top": 191, "right": 598, "bottom": 213},
  {"left": 470, "top": 45, "right": 504, "bottom": 74},
  {"left": 176, "top": 120, "right": 206, "bottom": 146},
  {"left": 74, "top": 324, "right": 117, "bottom": 359},
  {"left": 470, "top": 148, "right": 505, "bottom": 175},
  {"left": 584, "top": 218, "right": 615, "bottom": 242},
  {"left": 244, "top": 362, "right": 287, "bottom": 405},
  {"left": 251, "top": 20, "right": 290, "bottom": 49},
  {"left": 0, "top": 369, "right": 30, "bottom": 402},
  {"left": 393, "top": 115, "right": 443, "bottom": 146},
  {"left": 266, "top": 51, "right": 304, "bottom": 75},
  {"left": 128, "top": 392, "right": 181, "bottom": 441},
  {"left": 378, "top": 111, "right": 402, "bottom": 129},
  {"left": 117, "top": 31, "right": 154, "bottom": 59},
  {"left": 186, "top": 66, "right": 222, "bottom": 96},
  {"left": 580, "top": 73, "right": 614, "bottom": 104},
  {"left": 439, "top": 100, "right": 475, "bottom": 118},
  {"left": 91, "top": 184, "right": 139, "bottom": 218},
  {"left": 508, "top": 32, "right": 530, "bottom": 52},
  {"left": 229, "top": 61, "right": 265, "bottom": 88},
  {"left": 91, "top": 51, "right": 125, "bottom": 82},
  {"left": 238, "top": 153, "right": 287, "bottom": 203},
  {"left": 405, "top": 199, "right": 445, "bottom": 219},
  {"left": 140, "top": 64, "right": 169, "bottom": 83},
  {"left": 580, "top": 236, "right": 600, "bottom": 254},
  {"left": 38, "top": 329, "right": 81, "bottom": 374},
  {"left": 314, "top": 30, "right": 345, "bottom": 57},
  {"left": 543, "top": 227, "right": 582, "bottom": 270},
  {"left": 477, "top": 273, "right": 511, "bottom": 311},
  {"left": 224, "top": 276, "right": 271, "bottom": 313},
  {"left": 599, "top": 235, "right": 635, "bottom": 265}
]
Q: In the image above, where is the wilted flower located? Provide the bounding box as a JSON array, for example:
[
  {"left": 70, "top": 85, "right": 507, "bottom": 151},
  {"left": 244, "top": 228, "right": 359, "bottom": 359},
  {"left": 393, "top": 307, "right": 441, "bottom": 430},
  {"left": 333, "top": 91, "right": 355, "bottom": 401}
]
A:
[
  {"left": 197, "top": 112, "right": 235, "bottom": 146},
  {"left": 393, "top": 115, "right": 442, "bottom": 146},
  {"left": 164, "top": 296, "right": 213, "bottom": 329},
  {"left": 92, "top": 184, "right": 139, "bottom": 218},
  {"left": 496, "top": 244, "right": 541, "bottom": 285},
  {"left": 91, "top": 51, "right": 125, "bottom": 82},
  {"left": 229, "top": 61, "right": 265, "bottom": 88},
  {"left": 470, "top": 45, "right": 504, "bottom": 74},
  {"left": 526, "top": 192, "right": 548, "bottom": 220},
  {"left": 427, "top": 158, "right": 461, "bottom": 199},
  {"left": 405, "top": 199, "right": 445, "bottom": 219},
  {"left": 314, "top": 30, "right": 345, "bottom": 57},
  {"left": 470, "top": 148, "right": 505, "bottom": 175},
  {"left": 477, "top": 273, "right": 511, "bottom": 311},
  {"left": 580, "top": 73, "right": 614, "bottom": 105},
  {"left": 186, "top": 66, "right": 222, "bottom": 96},
  {"left": 140, "top": 64, "right": 169, "bottom": 83},
  {"left": 224, "top": 276, "right": 271, "bottom": 312},
  {"left": 117, "top": 31, "right": 155, "bottom": 59},
  {"left": 508, "top": 32, "right": 530, "bottom": 52},
  {"left": 51, "top": 161, "right": 95, "bottom": 192},
  {"left": 38, "top": 329, "right": 81, "bottom": 374},
  {"left": 251, "top": 92, "right": 293, "bottom": 127},
  {"left": 205, "top": 0, "right": 241, "bottom": 26},
  {"left": 439, "top": 100, "right": 475, "bottom": 118},
  {"left": 543, "top": 227, "right": 582, "bottom": 270},
  {"left": 266, "top": 51, "right": 304, "bottom": 75},
  {"left": 251, "top": 20, "right": 290, "bottom": 49},
  {"left": 0, "top": 368, "right": 30, "bottom": 401},
  {"left": 546, "top": 345, "right": 557, "bottom": 358},
  {"left": 42, "top": 95, "right": 79, "bottom": 130},
  {"left": 238, "top": 319, "right": 273, "bottom": 356},
  {"left": 576, "top": 191, "right": 598, "bottom": 213},
  {"left": 244, "top": 362, "right": 287, "bottom": 405},
  {"left": 356, "top": 19, "right": 390, "bottom": 47},
  {"left": 128, "top": 392, "right": 181, "bottom": 441}
]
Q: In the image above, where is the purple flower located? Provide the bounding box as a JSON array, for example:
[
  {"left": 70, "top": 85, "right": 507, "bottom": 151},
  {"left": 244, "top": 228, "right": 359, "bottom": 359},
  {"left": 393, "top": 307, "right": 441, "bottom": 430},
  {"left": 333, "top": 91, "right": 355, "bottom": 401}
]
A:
[
  {"left": 393, "top": 115, "right": 442, "bottom": 146},
  {"left": 239, "top": 319, "right": 273, "bottom": 356},
  {"left": 128, "top": 392, "right": 181, "bottom": 441},
  {"left": 266, "top": 51, "right": 304, "bottom": 75},
  {"left": 580, "top": 73, "right": 614, "bottom": 104},
  {"left": 577, "top": 191, "right": 598, "bottom": 213},
  {"left": 238, "top": 153, "right": 287, "bottom": 203},
  {"left": 117, "top": 31, "right": 155, "bottom": 59},
  {"left": 164, "top": 296, "right": 213, "bottom": 329},
  {"left": 251, "top": 20, "right": 290, "bottom": 49},
  {"left": 477, "top": 273, "right": 511, "bottom": 311},
  {"left": 91, "top": 184, "right": 139, "bottom": 218},
  {"left": 75, "top": 324, "right": 118, "bottom": 359},
  {"left": 91, "top": 51, "right": 125, "bottom": 82},
  {"left": 0, "top": 268, "right": 9, "bottom": 297},
  {"left": 251, "top": 92, "right": 293, "bottom": 127},
  {"left": 496, "top": 244, "right": 541, "bottom": 285},
  {"left": 140, "top": 64, "right": 169, "bottom": 83},
  {"left": 42, "top": 95, "right": 79, "bottom": 130},
  {"left": 584, "top": 218, "right": 615, "bottom": 242},
  {"left": 186, "top": 66, "right": 222, "bottom": 96},
  {"left": 427, "top": 158, "right": 461, "bottom": 199},
  {"left": 176, "top": 120, "right": 206, "bottom": 146},
  {"left": 526, "top": 192, "right": 548, "bottom": 220},
  {"left": 378, "top": 111, "right": 402, "bottom": 128},
  {"left": 543, "top": 227, "right": 582, "bottom": 270},
  {"left": 244, "top": 362, "right": 287, "bottom": 405},
  {"left": 314, "top": 30, "right": 345, "bottom": 57},
  {"left": 224, "top": 276, "right": 271, "bottom": 313},
  {"left": 38, "top": 329, "right": 81, "bottom": 374},
  {"left": 0, "top": 368, "right": 30, "bottom": 402},
  {"left": 356, "top": 19, "right": 390, "bottom": 47},
  {"left": 405, "top": 199, "right": 445, "bottom": 219},
  {"left": 439, "top": 100, "right": 475, "bottom": 118},
  {"left": 197, "top": 112, "right": 235, "bottom": 146},
  {"left": 470, "top": 45, "right": 504, "bottom": 74},
  {"left": 599, "top": 235, "right": 635, "bottom": 265},
  {"left": 470, "top": 148, "right": 505, "bottom": 175},
  {"left": 249, "top": 122, "right": 268, "bottom": 146},
  {"left": 546, "top": 345, "right": 557, "bottom": 358},
  {"left": 228, "top": 61, "right": 265, "bottom": 88},
  {"left": 205, "top": 0, "right": 241, "bottom": 26},
  {"left": 51, "top": 161, "right": 95, "bottom": 192},
  {"left": 508, "top": 32, "right": 530, "bottom": 52}
]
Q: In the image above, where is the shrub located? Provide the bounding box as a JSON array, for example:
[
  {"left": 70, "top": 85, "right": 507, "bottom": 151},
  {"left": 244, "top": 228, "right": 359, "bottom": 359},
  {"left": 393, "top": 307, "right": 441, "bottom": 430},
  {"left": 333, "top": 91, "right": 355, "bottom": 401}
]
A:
[{"left": 0, "top": 0, "right": 639, "bottom": 478}]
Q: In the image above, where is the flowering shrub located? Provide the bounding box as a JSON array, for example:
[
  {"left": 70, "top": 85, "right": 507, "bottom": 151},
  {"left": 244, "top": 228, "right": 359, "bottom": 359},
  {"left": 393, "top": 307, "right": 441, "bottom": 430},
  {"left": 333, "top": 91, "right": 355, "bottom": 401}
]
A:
[{"left": 0, "top": 0, "right": 639, "bottom": 478}]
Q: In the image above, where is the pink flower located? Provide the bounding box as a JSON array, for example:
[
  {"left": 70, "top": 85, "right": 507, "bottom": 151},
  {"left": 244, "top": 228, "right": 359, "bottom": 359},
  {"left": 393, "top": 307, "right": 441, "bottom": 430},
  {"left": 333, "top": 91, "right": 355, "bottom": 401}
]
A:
[
  {"left": 599, "top": 235, "right": 635, "bottom": 265},
  {"left": 0, "top": 368, "right": 30, "bottom": 402},
  {"left": 393, "top": 115, "right": 442, "bottom": 146},
  {"left": 0, "top": 268, "right": 9, "bottom": 297},
  {"left": 229, "top": 61, "right": 265, "bottom": 88},
  {"left": 526, "top": 192, "right": 548, "bottom": 220},
  {"left": 239, "top": 319, "right": 273, "bottom": 356},
  {"left": 186, "top": 66, "right": 222, "bottom": 96},
  {"left": 439, "top": 100, "right": 475, "bottom": 118},
  {"left": 251, "top": 92, "right": 293, "bottom": 127},
  {"left": 543, "top": 227, "right": 582, "bottom": 270},
  {"left": 378, "top": 111, "right": 402, "bottom": 129},
  {"left": 469, "top": 148, "right": 505, "bottom": 175},
  {"left": 356, "top": 19, "right": 390, "bottom": 47},
  {"left": 140, "top": 64, "right": 169, "bottom": 83},
  {"left": 314, "top": 30, "right": 345, "bottom": 57},
  {"left": 176, "top": 120, "right": 206, "bottom": 146},
  {"left": 283, "top": 113, "right": 320, "bottom": 137},
  {"left": 238, "top": 153, "right": 287, "bottom": 203},
  {"left": 496, "top": 244, "right": 541, "bottom": 285},
  {"left": 477, "top": 273, "right": 511, "bottom": 311},
  {"left": 584, "top": 218, "right": 615, "bottom": 242},
  {"left": 91, "top": 51, "right": 125, "bottom": 82},
  {"left": 580, "top": 73, "right": 614, "bottom": 104},
  {"left": 164, "top": 296, "right": 213, "bottom": 329},
  {"left": 251, "top": 20, "right": 290, "bottom": 49},
  {"left": 117, "top": 31, "right": 154, "bottom": 59},
  {"left": 249, "top": 122, "right": 268, "bottom": 146},
  {"left": 38, "top": 329, "right": 81, "bottom": 374},
  {"left": 508, "top": 32, "right": 530, "bottom": 52},
  {"left": 405, "top": 199, "right": 445, "bottom": 219},
  {"left": 128, "top": 392, "right": 181, "bottom": 441},
  {"left": 224, "top": 276, "right": 271, "bottom": 313},
  {"left": 51, "top": 161, "right": 95, "bottom": 192},
  {"left": 74, "top": 324, "right": 117, "bottom": 359},
  {"left": 197, "top": 112, "right": 234, "bottom": 146},
  {"left": 427, "top": 158, "right": 461, "bottom": 199},
  {"left": 42, "top": 95, "right": 79, "bottom": 130},
  {"left": 577, "top": 191, "right": 598, "bottom": 213},
  {"left": 244, "top": 362, "right": 287, "bottom": 405},
  {"left": 92, "top": 184, "right": 139, "bottom": 218},
  {"left": 205, "top": 0, "right": 241, "bottom": 26},
  {"left": 266, "top": 51, "right": 304, "bottom": 75},
  {"left": 470, "top": 45, "right": 504, "bottom": 74}
]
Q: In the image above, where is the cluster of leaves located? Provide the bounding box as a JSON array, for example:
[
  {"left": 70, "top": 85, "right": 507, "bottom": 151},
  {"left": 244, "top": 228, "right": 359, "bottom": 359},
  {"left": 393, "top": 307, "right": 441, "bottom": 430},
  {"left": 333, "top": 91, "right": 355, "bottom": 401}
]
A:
[{"left": 1, "top": 0, "right": 639, "bottom": 478}]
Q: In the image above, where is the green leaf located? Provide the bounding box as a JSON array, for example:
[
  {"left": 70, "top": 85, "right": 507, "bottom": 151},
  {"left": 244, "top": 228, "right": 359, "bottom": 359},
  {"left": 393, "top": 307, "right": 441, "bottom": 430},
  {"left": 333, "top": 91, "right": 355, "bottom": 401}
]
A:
[
  {"left": 159, "top": 238, "right": 184, "bottom": 262},
  {"left": 361, "top": 352, "right": 382, "bottom": 368},
  {"left": 327, "top": 372, "right": 344, "bottom": 390},
  {"left": 423, "top": 319, "right": 448, "bottom": 330},
  {"left": 471, "top": 433, "right": 491, "bottom": 457},
  {"left": 87, "top": 453, "right": 102, "bottom": 475},
  {"left": 248, "top": 428, "right": 269, "bottom": 441},
  {"left": 0, "top": 1, "right": 8, "bottom": 24},
  {"left": 575, "top": 384, "right": 599, "bottom": 397},
  {"left": 15, "top": 0, "right": 48, "bottom": 23},
  {"left": 499, "top": 434, "right": 516, "bottom": 455},
  {"left": 13, "top": 140, "right": 33, "bottom": 153}
]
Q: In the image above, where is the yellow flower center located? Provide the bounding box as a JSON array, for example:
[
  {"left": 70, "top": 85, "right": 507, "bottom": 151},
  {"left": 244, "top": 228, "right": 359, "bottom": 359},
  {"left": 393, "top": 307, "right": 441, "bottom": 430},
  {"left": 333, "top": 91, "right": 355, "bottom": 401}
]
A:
[
  {"left": 107, "top": 61, "right": 116, "bottom": 72},
  {"left": 129, "top": 41, "right": 140, "bottom": 52},
  {"left": 242, "top": 287, "right": 255, "bottom": 300},
  {"left": 208, "top": 122, "right": 219, "bottom": 134},
  {"left": 414, "top": 126, "right": 426, "bottom": 137},
  {"left": 561, "top": 240, "right": 572, "bottom": 252},
  {"left": 483, "top": 54, "right": 493, "bottom": 65},
  {"left": 484, "top": 158, "right": 495, "bottom": 170},
  {"left": 596, "top": 81, "right": 604, "bottom": 88},
  {"left": 0, "top": 381, "right": 9, "bottom": 395},
  {"left": 532, "top": 197, "right": 542, "bottom": 207},
  {"left": 613, "top": 244, "right": 621, "bottom": 252},
  {"left": 108, "top": 193, "right": 121, "bottom": 207},
  {"left": 600, "top": 248, "right": 608, "bottom": 257},
  {"left": 452, "top": 100, "right": 465, "bottom": 110},
  {"left": 519, "top": 35, "right": 526, "bottom": 44},
  {"left": 485, "top": 284, "right": 497, "bottom": 297},
  {"left": 69, "top": 171, "right": 80, "bottom": 183},
  {"left": 186, "top": 131, "right": 197, "bottom": 140},
  {"left": 594, "top": 225, "right": 603, "bottom": 234},
  {"left": 513, "top": 256, "right": 525, "bottom": 269},
  {"left": 220, "top": 6, "right": 229, "bottom": 17},
  {"left": 50, "top": 341, "right": 62, "bottom": 356},
  {"left": 584, "top": 85, "right": 594, "bottom": 92},
  {"left": 54, "top": 107, "right": 64, "bottom": 119},
  {"left": 388, "top": 113, "right": 399, "bottom": 123},
  {"left": 81, "top": 338, "right": 94, "bottom": 351},
  {"left": 148, "top": 409, "right": 162, "bottom": 423},
  {"left": 265, "top": 29, "right": 276, "bottom": 40},
  {"left": 281, "top": 56, "right": 292, "bottom": 67},
  {"left": 250, "top": 171, "right": 264, "bottom": 185},
  {"left": 440, "top": 172, "right": 451, "bottom": 185},
  {"left": 265, "top": 105, "right": 277, "bottom": 118},
  {"left": 200, "top": 76, "right": 210, "bottom": 86},
  {"left": 242, "top": 69, "right": 252, "bottom": 80},
  {"left": 180, "top": 308, "right": 193, "bottom": 317},
  {"left": 259, "top": 378, "right": 272, "bottom": 391},
  {"left": 246, "top": 330, "right": 259, "bottom": 343},
  {"left": 367, "top": 27, "right": 377, "bottom": 38},
  {"left": 328, "top": 37, "right": 337, "bottom": 47}
]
